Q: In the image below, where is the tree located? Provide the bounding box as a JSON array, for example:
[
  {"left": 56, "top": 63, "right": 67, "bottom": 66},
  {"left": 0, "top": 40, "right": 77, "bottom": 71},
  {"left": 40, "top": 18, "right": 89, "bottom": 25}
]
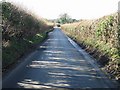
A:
[
  {"left": 57, "top": 13, "right": 71, "bottom": 24},
  {"left": 56, "top": 13, "right": 78, "bottom": 24}
]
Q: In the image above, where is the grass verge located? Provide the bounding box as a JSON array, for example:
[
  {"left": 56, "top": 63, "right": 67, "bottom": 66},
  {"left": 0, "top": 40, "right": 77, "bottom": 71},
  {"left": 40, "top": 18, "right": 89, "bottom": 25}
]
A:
[{"left": 2, "top": 29, "right": 53, "bottom": 72}]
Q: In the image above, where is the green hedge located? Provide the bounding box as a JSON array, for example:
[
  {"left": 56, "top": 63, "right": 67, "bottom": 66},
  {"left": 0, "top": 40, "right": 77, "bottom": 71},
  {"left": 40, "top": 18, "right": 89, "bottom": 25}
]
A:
[
  {"left": 62, "top": 13, "right": 120, "bottom": 80},
  {"left": 2, "top": 2, "right": 53, "bottom": 69}
]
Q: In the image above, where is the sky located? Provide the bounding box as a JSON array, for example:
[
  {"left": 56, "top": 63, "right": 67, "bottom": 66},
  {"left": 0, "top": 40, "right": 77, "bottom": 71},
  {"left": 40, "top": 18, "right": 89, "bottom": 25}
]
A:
[{"left": 5, "top": 0, "right": 120, "bottom": 19}]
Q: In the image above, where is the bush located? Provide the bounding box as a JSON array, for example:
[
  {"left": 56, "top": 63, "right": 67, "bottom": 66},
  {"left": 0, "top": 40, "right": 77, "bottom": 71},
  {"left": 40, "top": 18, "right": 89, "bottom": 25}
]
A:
[
  {"left": 2, "top": 2, "right": 53, "bottom": 69},
  {"left": 62, "top": 13, "right": 120, "bottom": 81}
]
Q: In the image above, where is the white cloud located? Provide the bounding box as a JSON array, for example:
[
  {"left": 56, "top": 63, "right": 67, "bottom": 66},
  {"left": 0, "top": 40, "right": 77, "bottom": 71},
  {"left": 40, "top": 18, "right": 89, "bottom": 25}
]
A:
[{"left": 7, "top": 0, "right": 120, "bottom": 19}]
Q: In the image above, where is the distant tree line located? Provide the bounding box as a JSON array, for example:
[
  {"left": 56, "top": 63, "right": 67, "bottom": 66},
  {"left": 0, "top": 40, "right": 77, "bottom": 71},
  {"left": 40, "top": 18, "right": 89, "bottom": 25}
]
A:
[{"left": 49, "top": 13, "right": 79, "bottom": 24}]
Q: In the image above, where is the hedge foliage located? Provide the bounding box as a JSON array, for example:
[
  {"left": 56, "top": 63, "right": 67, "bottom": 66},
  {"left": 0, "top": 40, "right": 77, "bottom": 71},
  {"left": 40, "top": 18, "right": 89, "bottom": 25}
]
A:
[
  {"left": 2, "top": 2, "right": 53, "bottom": 69},
  {"left": 62, "top": 13, "right": 120, "bottom": 80}
]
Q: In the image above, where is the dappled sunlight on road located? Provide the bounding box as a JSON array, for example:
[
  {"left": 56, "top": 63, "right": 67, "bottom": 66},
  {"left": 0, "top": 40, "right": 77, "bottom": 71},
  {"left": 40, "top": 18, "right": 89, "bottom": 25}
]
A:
[
  {"left": 27, "top": 60, "right": 95, "bottom": 72},
  {"left": 3, "top": 29, "right": 117, "bottom": 89},
  {"left": 19, "top": 29, "right": 110, "bottom": 88},
  {"left": 18, "top": 78, "right": 71, "bottom": 89},
  {"left": 18, "top": 79, "right": 52, "bottom": 89},
  {"left": 43, "top": 50, "right": 66, "bottom": 54}
]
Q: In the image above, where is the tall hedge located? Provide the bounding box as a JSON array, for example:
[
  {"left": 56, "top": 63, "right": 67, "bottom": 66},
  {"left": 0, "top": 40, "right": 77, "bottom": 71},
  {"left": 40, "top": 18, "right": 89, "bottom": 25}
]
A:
[
  {"left": 62, "top": 13, "right": 120, "bottom": 81},
  {"left": 2, "top": 2, "right": 53, "bottom": 69}
]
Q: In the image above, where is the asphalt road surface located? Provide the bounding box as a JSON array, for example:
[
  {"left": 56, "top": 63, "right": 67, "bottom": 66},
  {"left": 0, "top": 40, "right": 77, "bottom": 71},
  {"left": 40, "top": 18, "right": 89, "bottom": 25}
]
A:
[{"left": 3, "top": 28, "right": 118, "bottom": 89}]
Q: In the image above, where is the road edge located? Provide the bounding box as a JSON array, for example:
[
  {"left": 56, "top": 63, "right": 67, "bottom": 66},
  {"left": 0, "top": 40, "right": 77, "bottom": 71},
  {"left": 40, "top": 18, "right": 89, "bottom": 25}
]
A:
[{"left": 65, "top": 33, "right": 119, "bottom": 88}]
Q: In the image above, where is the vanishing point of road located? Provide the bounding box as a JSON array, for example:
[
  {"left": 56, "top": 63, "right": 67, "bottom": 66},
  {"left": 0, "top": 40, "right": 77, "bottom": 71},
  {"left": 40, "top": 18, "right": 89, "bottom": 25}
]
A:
[{"left": 3, "top": 28, "right": 118, "bottom": 89}]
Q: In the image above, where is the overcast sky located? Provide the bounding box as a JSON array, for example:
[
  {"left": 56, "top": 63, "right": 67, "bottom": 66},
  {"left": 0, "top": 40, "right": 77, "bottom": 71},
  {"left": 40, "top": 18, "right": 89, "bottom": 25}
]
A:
[{"left": 6, "top": 0, "right": 120, "bottom": 19}]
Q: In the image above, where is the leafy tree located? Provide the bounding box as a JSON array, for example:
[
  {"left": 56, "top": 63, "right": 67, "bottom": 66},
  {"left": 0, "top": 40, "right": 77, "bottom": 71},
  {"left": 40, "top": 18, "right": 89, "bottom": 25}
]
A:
[{"left": 57, "top": 13, "right": 78, "bottom": 24}]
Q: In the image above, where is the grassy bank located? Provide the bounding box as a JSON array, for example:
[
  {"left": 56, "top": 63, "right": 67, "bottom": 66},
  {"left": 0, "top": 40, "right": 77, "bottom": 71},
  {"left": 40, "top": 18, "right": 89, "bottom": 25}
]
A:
[
  {"left": 62, "top": 13, "right": 120, "bottom": 81},
  {"left": 2, "top": 2, "right": 53, "bottom": 70},
  {"left": 2, "top": 32, "right": 50, "bottom": 70}
]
